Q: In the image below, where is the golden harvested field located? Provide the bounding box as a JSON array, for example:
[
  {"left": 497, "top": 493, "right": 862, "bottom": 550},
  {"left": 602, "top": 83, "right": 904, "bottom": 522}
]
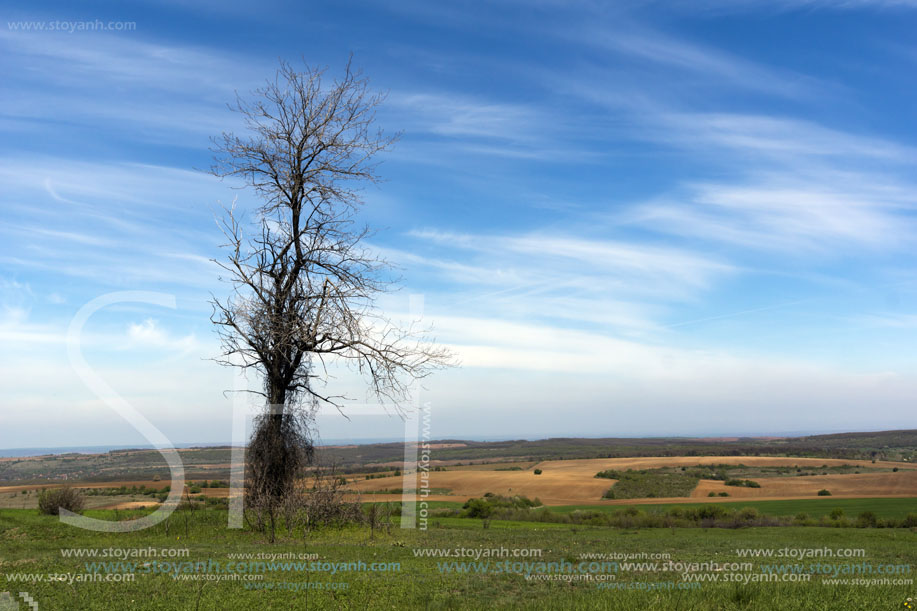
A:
[
  {"left": 4, "top": 456, "right": 915, "bottom": 508},
  {"left": 348, "top": 456, "right": 917, "bottom": 505},
  {"left": 532, "top": 456, "right": 915, "bottom": 472},
  {"left": 692, "top": 470, "right": 917, "bottom": 499},
  {"left": 0, "top": 479, "right": 229, "bottom": 510},
  {"left": 0, "top": 480, "right": 166, "bottom": 495},
  {"left": 95, "top": 501, "right": 161, "bottom": 510}
]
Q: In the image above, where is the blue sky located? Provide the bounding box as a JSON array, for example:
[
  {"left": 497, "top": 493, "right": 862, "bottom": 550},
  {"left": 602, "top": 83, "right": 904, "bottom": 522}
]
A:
[{"left": 2, "top": 0, "right": 917, "bottom": 448}]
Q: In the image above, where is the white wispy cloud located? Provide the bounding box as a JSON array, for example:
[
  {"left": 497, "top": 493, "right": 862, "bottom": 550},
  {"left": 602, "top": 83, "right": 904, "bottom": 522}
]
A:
[
  {"left": 612, "top": 112, "right": 917, "bottom": 254},
  {"left": 0, "top": 29, "right": 262, "bottom": 142},
  {"left": 389, "top": 93, "right": 540, "bottom": 141},
  {"left": 0, "top": 157, "right": 241, "bottom": 313},
  {"left": 379, "top": 227, "right": 733, "bottom": 347},
  {"left": 627, "top": 175, "right": 916, "bottom": 253},
  {"left": 581, "top": 27, "right": 818, "bottom": 99},
  {"left": 405, "top": 228, "right": 733, "bottom": 299},
  {"left": 127, "top": 318, "right": 198, "bottom": 353},
  {"left": 654, "top": 113, "right": 917, "bottom": 163},
  {"left": 386, "top": 91, "right": 598, "bottom": 162}
]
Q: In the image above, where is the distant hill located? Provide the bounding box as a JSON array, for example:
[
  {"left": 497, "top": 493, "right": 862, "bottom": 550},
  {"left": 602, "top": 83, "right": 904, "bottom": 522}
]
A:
[{"left": 1, "top": 429, "right": 913, "bottom": 484}]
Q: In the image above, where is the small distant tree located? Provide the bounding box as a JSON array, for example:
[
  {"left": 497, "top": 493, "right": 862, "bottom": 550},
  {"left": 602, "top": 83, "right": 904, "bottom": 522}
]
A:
[
  {"left": 209, "top": 59, "right": 452, "bottom": 518},
  {"left": 365, "top": 502, "right": 392, "bottom": 540},
  {"left": 533, "top": 469, "right": 542, "bottom": 475},
  {"left": 856, "top": 511, "right": 877, "bottom": 528},
  {"left": 818, "top": 489, "right": 832, "bottom": 496}
]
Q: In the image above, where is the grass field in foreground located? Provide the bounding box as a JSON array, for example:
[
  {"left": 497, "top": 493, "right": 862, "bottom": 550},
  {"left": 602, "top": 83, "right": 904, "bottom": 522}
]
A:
[
  {"left": 402, "top": 497, "right": 917, "bottom": 520},
  {"left": 1, "top": 507, "right": 915, "bottom": 610},
  {"left": 549, "top": 497, "right": 917, "bottom": 520}
]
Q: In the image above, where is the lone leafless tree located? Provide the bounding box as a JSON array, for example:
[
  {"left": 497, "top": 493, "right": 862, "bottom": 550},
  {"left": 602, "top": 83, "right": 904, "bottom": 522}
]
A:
[{"left": 209, "top": 59, "right": 451, "bottom": 516}]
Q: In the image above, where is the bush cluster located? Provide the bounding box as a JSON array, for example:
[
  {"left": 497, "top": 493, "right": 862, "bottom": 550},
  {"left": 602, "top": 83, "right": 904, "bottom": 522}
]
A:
[
  {"left": 461, "top": 494, "right": 542, "bottom": 518},
  {"left": 448, "top": 497, "right": 917, "bottom": 530},
  {"left": 724, "top": 479, "right": 761, "bottom": 488},
  {"left": 38, "top": 487, "right": 85, "bottom": 516}
]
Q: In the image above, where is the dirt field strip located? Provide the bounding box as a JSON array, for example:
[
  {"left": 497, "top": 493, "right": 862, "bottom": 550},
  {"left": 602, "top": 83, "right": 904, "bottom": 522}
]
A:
[{"left": 95, "top": 501, "right": 161, "bottom": 510}]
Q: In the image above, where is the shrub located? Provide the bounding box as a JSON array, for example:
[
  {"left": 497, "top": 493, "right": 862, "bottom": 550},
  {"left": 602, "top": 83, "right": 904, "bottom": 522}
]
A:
[
  {"left": 462, "top": 498, "right": 494, "bottom": 519},
  {"left": 738, "top": 507, "right": 759, "bottom": 521},
  {"left": 902, "top": 513, "right": 917, "bottom": 528},
  {"left": 461, "top": 494, "right": 542, "bottom": 519},
  {"left": 693, "top": 505, "right": 729, "bottom": 521},
  {"left": 707, "top": 492, "right": 717, "bottom": 497},
  {"left": 534, "top": 469, "right": 543, "bottom": 475},
  {"left": 725, "top": 479, "right": 760, "bottom": 488},
  {"left": 38, "top": 487, "right": 85, "bottom": 516},
  {"left": 204, "top": 496, "right": 229, "bottom": 508},
  {"left": 817, "top": 489, "right": 832, "bottom": 496},
  {"left": 829, "top": 508, "right": 844, "bottom": 520},
  {"left": 856, "top": 511, "right": 878, "bottom": 528},
  {"left": 718, "top": 492, "right": 730, "bottom": 497}
]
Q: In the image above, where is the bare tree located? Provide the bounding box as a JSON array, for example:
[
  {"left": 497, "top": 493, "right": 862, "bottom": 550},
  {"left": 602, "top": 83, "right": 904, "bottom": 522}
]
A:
[{"left": 209, "top": 59, "right": 451, "bottom": 512}]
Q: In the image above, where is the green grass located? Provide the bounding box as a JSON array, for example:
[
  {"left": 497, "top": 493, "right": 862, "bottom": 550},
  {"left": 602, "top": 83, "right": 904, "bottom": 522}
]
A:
[
  {"left": 1, "top": 507, "right": 915, "bottom": 609},
  {"left": 596, "top": 469, "right": 700, "bottom": 499},
  {"left": 412, "top": 498, "right": 917, "bottom": 522},
  {"left": 551, "top": 498, "right": 917, "bottom": 520}
]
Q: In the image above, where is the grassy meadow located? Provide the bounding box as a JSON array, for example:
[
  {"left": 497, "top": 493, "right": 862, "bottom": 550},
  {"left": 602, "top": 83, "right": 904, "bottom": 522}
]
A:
[{"left": 1, "top": 498, "right": 915, "bottom": 610}]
